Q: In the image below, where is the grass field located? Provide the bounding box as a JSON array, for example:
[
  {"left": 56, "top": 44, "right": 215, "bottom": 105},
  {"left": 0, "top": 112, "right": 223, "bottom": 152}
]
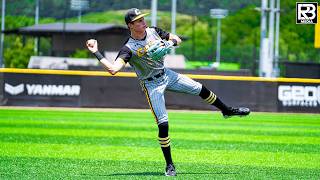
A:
[{"left": 0, "top": 108, "right": 319, "bottom": 179}]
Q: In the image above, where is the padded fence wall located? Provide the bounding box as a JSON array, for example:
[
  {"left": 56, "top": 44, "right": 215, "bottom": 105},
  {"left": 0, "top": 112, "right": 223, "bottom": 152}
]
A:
[{"left": 2, "top": 70, "right": 320, "bottom": 113}]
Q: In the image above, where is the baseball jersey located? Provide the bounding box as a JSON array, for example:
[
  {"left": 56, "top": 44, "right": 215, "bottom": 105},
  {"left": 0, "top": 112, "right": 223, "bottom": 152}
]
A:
[{"left": 116, "top": 27, "right": 170, "bottom": 80}]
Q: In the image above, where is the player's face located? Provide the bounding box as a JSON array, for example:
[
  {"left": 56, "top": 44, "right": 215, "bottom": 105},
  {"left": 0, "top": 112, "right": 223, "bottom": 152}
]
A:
[{"left": 130, "top": 17, "right": 147, "bottom": 33}]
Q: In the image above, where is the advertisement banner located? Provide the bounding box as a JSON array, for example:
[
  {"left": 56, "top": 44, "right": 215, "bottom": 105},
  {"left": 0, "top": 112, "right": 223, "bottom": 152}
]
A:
[
  {"left": 277, "top": 83, "right": 320, "bottom": 113},
  {"left": 4, "top": 73, "right": 81, "bottom": 107}
]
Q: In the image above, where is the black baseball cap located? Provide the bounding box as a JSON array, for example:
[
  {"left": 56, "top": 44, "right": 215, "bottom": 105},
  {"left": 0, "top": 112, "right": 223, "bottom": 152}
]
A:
[{"left": 125, "top": 8, "right": 149, "bottom": 24}]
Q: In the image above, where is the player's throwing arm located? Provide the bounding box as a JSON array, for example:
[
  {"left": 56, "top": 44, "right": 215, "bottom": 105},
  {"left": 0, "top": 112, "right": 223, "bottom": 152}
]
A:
[{"left": 86, "top": 39, "right": 126, "bottom": 75}]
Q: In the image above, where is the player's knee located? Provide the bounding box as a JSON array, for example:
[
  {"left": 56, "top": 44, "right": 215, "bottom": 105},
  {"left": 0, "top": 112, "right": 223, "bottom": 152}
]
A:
[
  {"left": 158, "top": 122, "right": 170, "bottom": 147},
  {"left": 157, "top": 117, "right": 168, "bottom": 126},
  {"left": 199, "top": 85, "right": 211, "bottom": 99},
  {"left": 158, "top": 121, "right": 169, "bottom": 138}
]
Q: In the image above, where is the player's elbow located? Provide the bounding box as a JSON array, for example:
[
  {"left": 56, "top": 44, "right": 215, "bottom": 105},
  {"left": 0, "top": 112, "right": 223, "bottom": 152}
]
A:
[
  {"left": 108, "top": 70, "right": 118, "bottom": 75},
  {"left": 175, "top": 36, "right": 182, "bottom": 45},
  {"left": 107, "top": 61, "right": 125, "bottom": 75},
  {"left": 176, "top": 38, "right": 182, "bottom": 45},
  {"left": 108, "top": 67, "right": 121, "bottom": 75}
]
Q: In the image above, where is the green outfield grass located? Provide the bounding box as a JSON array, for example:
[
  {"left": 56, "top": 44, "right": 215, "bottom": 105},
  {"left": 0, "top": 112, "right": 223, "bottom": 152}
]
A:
[{"left": 0, "top": 108, "right": 319, "bottom": 179}]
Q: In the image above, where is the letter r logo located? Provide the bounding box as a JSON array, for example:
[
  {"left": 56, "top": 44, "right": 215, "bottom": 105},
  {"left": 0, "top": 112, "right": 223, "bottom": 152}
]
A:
[{"left": 296, "top": 2, "right": 318, "bottom": 24}]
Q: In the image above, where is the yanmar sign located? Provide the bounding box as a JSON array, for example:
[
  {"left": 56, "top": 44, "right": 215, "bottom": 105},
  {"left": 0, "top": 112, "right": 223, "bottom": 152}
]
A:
[
  {"left": 278, "top": 85, "right": 320, "bottom": 107},
  {"left": 5, "top": 83, "right": 81, "bottom": 96}
]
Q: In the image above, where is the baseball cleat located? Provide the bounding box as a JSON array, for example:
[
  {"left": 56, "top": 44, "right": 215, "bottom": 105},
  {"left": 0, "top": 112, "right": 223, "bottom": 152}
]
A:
[
  {"left": 222, "top": 107, "right": 250, "bottom": 118},
  {"left": 165, "top": 164, "right": 176, "bottom": 176}
]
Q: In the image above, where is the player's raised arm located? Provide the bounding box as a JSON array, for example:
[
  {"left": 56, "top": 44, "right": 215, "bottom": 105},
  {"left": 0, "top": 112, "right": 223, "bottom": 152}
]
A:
[{"left": 86, "top": 39, "right": 125, "bottom": 75}]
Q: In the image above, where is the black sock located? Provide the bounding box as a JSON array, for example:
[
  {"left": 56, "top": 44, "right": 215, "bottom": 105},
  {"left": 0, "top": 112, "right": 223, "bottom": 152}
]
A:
[
  {"left": 158, "top": 122, "right": 173, "bottom": 165},
  {"left": 199, "top": 85, "right": 230, "bottom": 112},
  {"left": 212, "top": 97, "right": 230, "bottom": 112}
]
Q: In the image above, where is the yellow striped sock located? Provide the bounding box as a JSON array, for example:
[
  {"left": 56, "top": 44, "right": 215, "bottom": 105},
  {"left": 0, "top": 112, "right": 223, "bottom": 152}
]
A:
[
  {"left": 204, "top": 91, "right": 217, "bottom": 104},
  {"left": 158, "top": 136, "right": 170, "bottom": 147}
]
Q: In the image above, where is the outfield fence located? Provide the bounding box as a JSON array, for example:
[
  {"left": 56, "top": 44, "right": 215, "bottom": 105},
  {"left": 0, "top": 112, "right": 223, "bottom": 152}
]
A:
[{"left": 0, "top": 68, "right": 319, "bottom": 113}]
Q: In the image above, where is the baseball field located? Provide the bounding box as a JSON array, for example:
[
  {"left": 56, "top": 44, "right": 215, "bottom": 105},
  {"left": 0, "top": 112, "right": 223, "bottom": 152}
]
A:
[{"left": 0, "top": 108, "right": 319, "bottom": 179}]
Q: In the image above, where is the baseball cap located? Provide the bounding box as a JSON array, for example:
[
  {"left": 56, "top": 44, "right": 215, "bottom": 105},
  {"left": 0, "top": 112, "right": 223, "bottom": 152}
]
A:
[{"left": 125, "top": 8, "right": 149, "bottom": 24}]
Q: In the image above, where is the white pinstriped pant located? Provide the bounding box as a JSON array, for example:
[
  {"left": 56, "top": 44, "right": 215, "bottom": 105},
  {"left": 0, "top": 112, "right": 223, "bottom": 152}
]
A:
[{"left": 141, "top": 68, "right": 202, "bottom": 125}]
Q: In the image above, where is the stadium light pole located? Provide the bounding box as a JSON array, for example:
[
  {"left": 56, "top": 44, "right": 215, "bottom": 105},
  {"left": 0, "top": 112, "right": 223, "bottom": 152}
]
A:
[
  {"left": 258, "top": 0, "right": 279, "bottom": 77},
  {"left": 210, "top": 9, "right": 228, "bottom": 68},
  {"left": 0, "top": 0, "right": 5, "bottom": 68},
  {"left": 258, "top": 0, "right": 270, "bottom": 77},
  {"left": 273, "top": 0, "right": 280, "bottom": 77},
  {"left": 268, "top": 0, "right": 275, "bottom": 77},
  {"left": 34, "top": 0, "right": 39, "bottom": 55},
  {"left": 151, "top": 0, "right": 157, "bottom": 26},
  {"left": 170, "top": 0, "right": 176, "bottom": 54}
]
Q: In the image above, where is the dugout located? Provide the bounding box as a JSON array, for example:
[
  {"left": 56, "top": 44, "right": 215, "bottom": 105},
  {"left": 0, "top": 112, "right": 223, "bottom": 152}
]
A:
[
  {"left": 4, "top": 23, "right": 189, "bottom": 58},
  {"left": 3, "top": 23, "right": 130, "bottom": 56}
]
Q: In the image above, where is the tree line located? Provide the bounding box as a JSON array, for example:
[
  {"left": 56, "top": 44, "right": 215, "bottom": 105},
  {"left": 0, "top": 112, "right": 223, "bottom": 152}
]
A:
[{"left": 1, "top": 0, "right": 318, "bottom": 75}]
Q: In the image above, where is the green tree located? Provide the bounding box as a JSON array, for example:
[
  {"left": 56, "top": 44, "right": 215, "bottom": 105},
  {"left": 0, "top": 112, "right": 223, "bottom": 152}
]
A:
[
  {"left": 2, "top": 0, "right": 319, "bottom": 69},
  {"left": 4, "top": 37, "right": 34, "bottom": 68},
  {"left": 176, "top": 21, "right": 213, "bottom": 61},
  {"left": 69, "top": 49, "right": 91, "bottom": 58}
]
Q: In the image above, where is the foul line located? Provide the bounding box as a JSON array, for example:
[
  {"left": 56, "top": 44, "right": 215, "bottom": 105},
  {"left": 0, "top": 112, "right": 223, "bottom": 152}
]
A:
[{"left": 1, "top": 68, "right": 320, "bottom": 83}]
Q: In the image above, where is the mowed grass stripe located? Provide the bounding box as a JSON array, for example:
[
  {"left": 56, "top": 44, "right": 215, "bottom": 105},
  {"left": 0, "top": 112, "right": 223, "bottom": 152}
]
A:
[
  {"left": 1, "top": 157, "right": 319, "bottom": 179},
  {"left": 1, "top": 109, "right": 320, "bottom": 125},
  {"left": 2, "top": 117, "right": 320, "bottom": 132},
  {"left": 0, "top": 142, "right": 319, "bottom": 169},
  {"left": 1, "top": 127, "right": 319, "bottom": 145},
  {"left": 1, "top": 120, "right": 320, "bottom": 137},
  {"left": 0, "top": 157, "right": 317, "bottom": 179},
  {"left": 0, "top": 110, "right": 155, "bottom": 122},
  {"left": 1, "top": 115, "right": 319, "bottom": 128},
  {"left": 0, "top": 118, "right": 320, "bottom": 132},
  {"left": 172, "top": 112, "right": 320, "bottom": 125},
  {"left": 1, "top": 134, "right": 319, "bottom": 153},
  {"left": 1, "top": 117, "right": 319, "bottom": 132},
  {"left": 2, "top": 114, "right": 319, "bottom": 125}
]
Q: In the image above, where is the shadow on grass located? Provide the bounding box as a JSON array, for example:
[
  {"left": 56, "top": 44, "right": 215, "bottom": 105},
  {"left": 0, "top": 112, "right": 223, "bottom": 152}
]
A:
[
  {"left": 108, "top": 172, "right": 162, "bottom": 176},
  {"left": 108, "top": 171, "right": 239, "bottom": 176}
]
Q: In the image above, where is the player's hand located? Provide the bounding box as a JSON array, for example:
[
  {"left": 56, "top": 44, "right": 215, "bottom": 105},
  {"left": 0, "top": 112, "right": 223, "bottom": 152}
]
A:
[
  {"left": 150, "top": 46, "right": 168, "bottom": 60},
  {"left": 86, "top": 39, "right": 98, "bottom": 53},
  {"left": 163, "top": 40, "right": 174, "bottom": 49},
  {"left": 147, "top": 40, "right": 172, "bottom": 60}
]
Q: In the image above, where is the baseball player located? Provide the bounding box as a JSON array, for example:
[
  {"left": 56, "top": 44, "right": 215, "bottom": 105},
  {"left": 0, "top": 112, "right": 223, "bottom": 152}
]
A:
[{"left": 86, "top": 8, "right": 250, "bottom": 176}]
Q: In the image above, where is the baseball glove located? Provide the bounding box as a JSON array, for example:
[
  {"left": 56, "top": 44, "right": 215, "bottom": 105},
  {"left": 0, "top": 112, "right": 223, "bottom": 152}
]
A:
[{"left": 147, "top": 40, "right": 174, "bottom": 60}]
